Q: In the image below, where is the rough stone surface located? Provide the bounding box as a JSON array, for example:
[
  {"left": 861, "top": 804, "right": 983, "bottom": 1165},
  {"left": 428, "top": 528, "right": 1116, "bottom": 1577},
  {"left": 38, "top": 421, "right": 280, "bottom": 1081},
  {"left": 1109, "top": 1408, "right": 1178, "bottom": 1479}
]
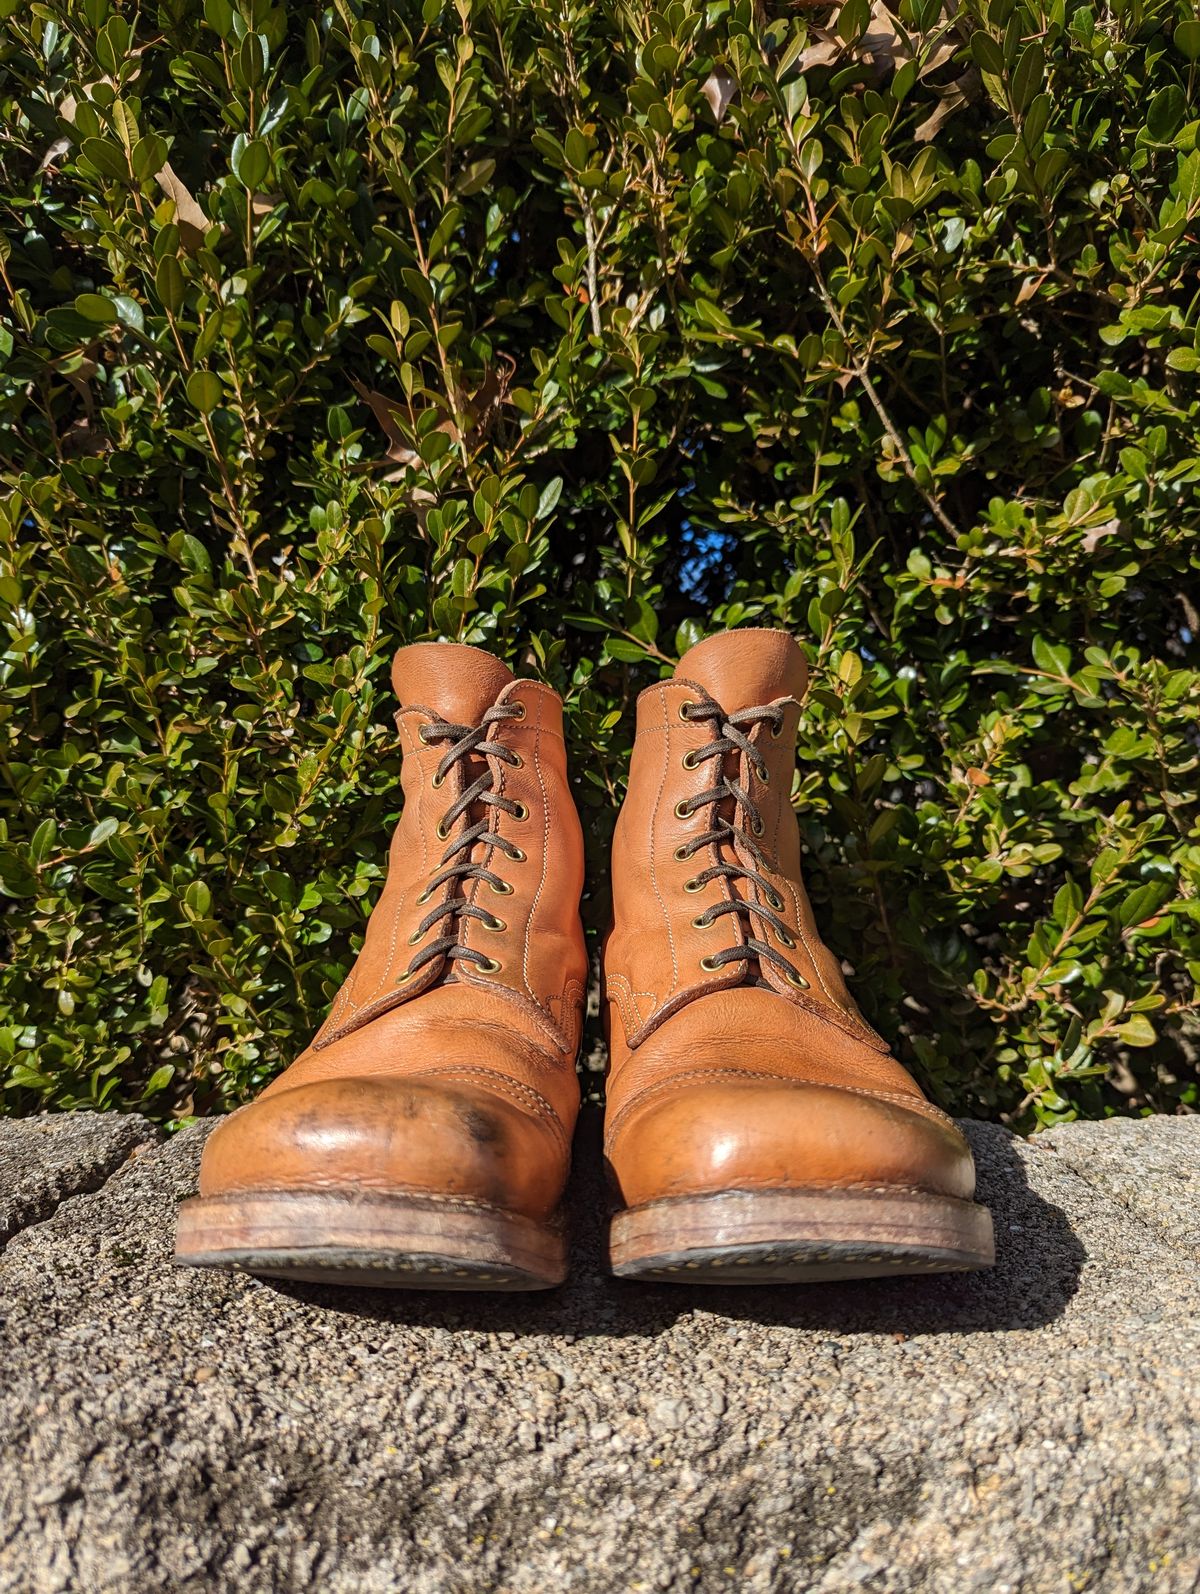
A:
[
  {"left": 0, "top": 1112, "right": 160, "bottom": 1246},
  {"left": 1044, "top": 1116, "right": 1200, "bottom": 1259},
  {"left": 0, "top": 1112, "right": 1197, "bottom": 1593}
]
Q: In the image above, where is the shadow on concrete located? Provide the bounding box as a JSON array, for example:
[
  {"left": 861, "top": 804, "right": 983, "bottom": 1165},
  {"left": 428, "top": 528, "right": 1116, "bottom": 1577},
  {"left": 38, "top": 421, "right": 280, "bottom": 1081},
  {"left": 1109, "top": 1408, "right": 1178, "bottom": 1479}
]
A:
[{"left": 268, "top": 1111, "right": 1085, "bottom": 1339}]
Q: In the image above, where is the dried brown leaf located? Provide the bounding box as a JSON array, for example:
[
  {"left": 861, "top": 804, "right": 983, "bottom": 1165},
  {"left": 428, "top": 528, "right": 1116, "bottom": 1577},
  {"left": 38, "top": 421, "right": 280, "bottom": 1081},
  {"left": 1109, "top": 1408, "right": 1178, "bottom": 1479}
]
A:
[
  {"left": 700, "top": 69, "right": 737, "bottom": 123},
  {"left": 155, "top": 163, "right": 210, "bottom": 250}
]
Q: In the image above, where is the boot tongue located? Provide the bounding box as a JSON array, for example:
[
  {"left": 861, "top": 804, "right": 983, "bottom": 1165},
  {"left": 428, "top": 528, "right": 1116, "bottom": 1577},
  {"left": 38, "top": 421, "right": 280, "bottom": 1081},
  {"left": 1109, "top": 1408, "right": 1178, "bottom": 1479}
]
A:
[
  {"left": 391, "top": 643, "right": 516, "bottom": 725},
  {"left": 676, "top": 628, "right": 807, "bottom": 712}
]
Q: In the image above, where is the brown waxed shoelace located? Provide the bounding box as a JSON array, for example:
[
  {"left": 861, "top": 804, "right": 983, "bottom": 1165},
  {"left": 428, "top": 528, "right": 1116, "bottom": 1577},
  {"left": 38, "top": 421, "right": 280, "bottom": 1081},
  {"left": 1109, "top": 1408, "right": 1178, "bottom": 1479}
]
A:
[
  {"left": 398, "top": 702, "right": 526, "bottom": 982},
  {"left": 675, "top": 696, "right": 810, "bottom": 990}
]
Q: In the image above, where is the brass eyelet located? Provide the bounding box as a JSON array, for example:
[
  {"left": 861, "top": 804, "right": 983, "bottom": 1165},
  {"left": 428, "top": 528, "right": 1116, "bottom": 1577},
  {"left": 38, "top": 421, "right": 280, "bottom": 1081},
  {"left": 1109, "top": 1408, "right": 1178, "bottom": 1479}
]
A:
[
  {"left": 482, "top": 914, "right": 506, "bottom": 932},
  {"left": 489, "top": 878, "right": 514, "bottom": 895},
  {"left": 418, "top": 725, "right": 433, "bottom": 744},
  {"left": 436, "top": 820, "right": 450, "bottom": 840},
  {"left": 778, "top": 929, "right": 796, "bottom": 949},
  {"left": 757, "top": 766, "right": 770, "bottom": 786},
  {"left": 770, "top": 718, "right": 784, "bottom": 739},
  {"left": 509, "top": 701, "right": 527, "bottom": 720},
  {"left": 395, "top": 969, "right": 413, "bottom": 985},
  {"left": 512, "top": 801, "right": 528, "bottom": 821},
  {"left": 508, "top": 846, "right": 527, "bottom": 863},
  {"left": 784, "top": 968, "right": 809, "bottom": 989},
  {"left": 765, "top": 888, "right": 783, "bottom": 911},
  {"left": 678, "top": 700, "right": 696, "bottom": 722},
  {"left": 699, "top": 955, "right": 721, "bottom": 972},
  {"left": 431, "top": 770, "right": 444, "bottom": 789},
  {"left": 682, "top": 750, "right": 700, "bottom": 771},
  {"left": 691, "top": 914, "right": 710, "bottom": 930},
  {"left": 674, "top": 799, "right": 692, "bottom": 820},
  {"left": 476, "top": 957, "right": 502, "bottom": 975},
  {"left": 751, "top": 817, "right": 765, "bottom": 837},
  {"left": 510, "top": 753, "right": 524, "bottom": 769},
  {"left": 416, "top": 885, "right": 433, "bottom": 905},
  {"left": 683, "top": 877, "right": 704, "bottom": 893},
  {"left": 407, "top": 927, "right": 425, "bottom": 945},
  {"left": 673, "top": 844, "right": 691, "bottom": 862}
]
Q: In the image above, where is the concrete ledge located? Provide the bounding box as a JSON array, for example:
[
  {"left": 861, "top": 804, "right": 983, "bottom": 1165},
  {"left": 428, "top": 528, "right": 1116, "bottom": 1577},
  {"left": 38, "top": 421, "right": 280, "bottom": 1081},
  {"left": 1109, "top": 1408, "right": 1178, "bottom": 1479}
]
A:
[{"left": 0, "top": 1112, "right": 1197, "bottom": 1592}]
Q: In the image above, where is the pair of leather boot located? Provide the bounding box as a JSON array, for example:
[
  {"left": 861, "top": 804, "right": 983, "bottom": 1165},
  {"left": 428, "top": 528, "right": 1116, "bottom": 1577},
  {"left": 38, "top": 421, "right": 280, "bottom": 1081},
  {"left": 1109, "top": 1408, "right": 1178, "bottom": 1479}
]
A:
[{"left": 176, "top": 629, "right": 993, "bottom": 1289}]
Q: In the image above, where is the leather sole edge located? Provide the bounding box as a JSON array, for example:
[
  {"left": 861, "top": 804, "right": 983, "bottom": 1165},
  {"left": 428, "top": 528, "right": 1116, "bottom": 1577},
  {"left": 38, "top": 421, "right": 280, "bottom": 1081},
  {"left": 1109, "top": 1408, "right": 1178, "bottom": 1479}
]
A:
[
  {"left": 607, "top": 1186, "right": 995, "bottom": 1284},
  {"left": 175, "top": 1190, "right": 567, "bottom": 1291}
]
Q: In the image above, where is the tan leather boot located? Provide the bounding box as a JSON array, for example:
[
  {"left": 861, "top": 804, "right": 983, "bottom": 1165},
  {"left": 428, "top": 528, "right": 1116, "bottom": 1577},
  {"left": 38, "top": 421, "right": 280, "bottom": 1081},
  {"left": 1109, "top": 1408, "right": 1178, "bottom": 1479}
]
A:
[
  {"left": 176, "top": 643, "right": 587, "bottom": 1290},
  {"left": 603, "top": 628, "right": 994, "bottom": 1282}
]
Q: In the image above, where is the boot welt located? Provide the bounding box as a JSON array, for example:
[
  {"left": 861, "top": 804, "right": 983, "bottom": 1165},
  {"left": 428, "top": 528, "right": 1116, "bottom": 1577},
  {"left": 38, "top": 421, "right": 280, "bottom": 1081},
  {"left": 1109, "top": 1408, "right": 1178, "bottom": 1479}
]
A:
[
  {"left": 175, "top": 1189, "right": 567, "bottom": 1291},
  {"left": 607, "top": 1185, "right": 994, "bottom": 1284}
]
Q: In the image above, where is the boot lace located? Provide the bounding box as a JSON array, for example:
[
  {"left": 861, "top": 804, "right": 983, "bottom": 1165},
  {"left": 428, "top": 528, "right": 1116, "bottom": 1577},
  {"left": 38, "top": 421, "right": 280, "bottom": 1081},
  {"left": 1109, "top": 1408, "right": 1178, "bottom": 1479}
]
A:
[
  {"left": 676, "top": 697, "right": 809, "bottom": 990},
  {"left": 399, "top": 701, "right": 526, "bottom": 982}
]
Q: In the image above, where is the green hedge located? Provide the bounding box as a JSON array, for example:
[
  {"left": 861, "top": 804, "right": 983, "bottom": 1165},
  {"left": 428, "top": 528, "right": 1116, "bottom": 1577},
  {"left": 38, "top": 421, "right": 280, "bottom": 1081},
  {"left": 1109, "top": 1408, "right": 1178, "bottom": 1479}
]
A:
[{"left": 1, "top": 0, "right": 1198, "bottom": 1128}]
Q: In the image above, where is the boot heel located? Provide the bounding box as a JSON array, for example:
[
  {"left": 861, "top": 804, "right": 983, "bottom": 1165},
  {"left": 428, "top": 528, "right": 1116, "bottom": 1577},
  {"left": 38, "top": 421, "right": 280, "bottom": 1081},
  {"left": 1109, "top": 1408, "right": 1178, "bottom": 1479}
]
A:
[
  {"left": 608, "top": 1186, "right": 995, "bottom": 1284},
  {"left": 176, "top": 1189, "right": 567, "bottom": 1290}
]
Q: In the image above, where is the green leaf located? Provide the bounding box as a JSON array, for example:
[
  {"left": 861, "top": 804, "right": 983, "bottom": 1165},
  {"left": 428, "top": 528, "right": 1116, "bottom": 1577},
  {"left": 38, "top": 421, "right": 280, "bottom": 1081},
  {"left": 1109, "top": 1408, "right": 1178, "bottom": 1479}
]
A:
[
  {"left": 1146, "top": 85, "right": 1184, "bottom": 143},
  {"left": 186, "top": 370, "right": 223, "bottom": 413},
  {"left": 1174, "top": 19, "right": 1200, "bottom": 61},
  {"left": 605, "top": 637, "right": 651, "bottom": 663},
  {"left": 155, "top": 255, "right": 185, "bottom": 314},
  {"left": 143, "top": 1064, "right": 175, "bottom": 1097},
  {"left": 74, "top": 292, "right": 119, "bottom": 323},
  {"left": 1031, "top": 635, "right": 1072, "bottom": 678},
  {"left": 30, "top": 817, "right": 57, "bottom": 863},
  {"left": 1116, "top": 1014, "right": 1157, "bottom": 1048},
  {"left": 231, "top": 135, "right": 270, "bottom": 190}
]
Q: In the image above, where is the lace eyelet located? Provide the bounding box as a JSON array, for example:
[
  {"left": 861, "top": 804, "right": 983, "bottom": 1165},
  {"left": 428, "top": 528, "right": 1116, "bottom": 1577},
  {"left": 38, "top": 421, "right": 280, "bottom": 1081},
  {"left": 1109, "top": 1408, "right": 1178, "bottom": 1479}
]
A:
[
  {"left": 683, "top": 877, "right": 704, "bottom": 893},
  {"left": 489, "top": 879, "right": 514, "bottom": 895},
  {"left": 482, "top": 914, "right": 506, "bottom": 932},
  {"left": 757, "top": 766, "right": 770, "bottom": 786},
  {"left": 416, "top": 886, "right": 433, "bottom": 905},
  {"left": 691, "top": 914, "right": 711, "bottom": 930},
  {"left": 436, "top": 820, "right": 450, "bottom": 840},
  {"left": 765, "top": 888, "right": 783, "bottom": 911},
  {"left": 674, "top": 799, "right": 692, "bottom": 820},
  {"left": 784, "top": 968, "right": 809, "bottom": 989},
  {"left": 395, "top": 969, "right": 413, "bottom": 985},
  {"left": 407, "top": 927, "right": 425, "bottom": 945},
  {"left": 510, "top": 753, "right": 524, "bottom": 769},
  {"left": 476, "top": 957, "right": 502, "bottom": 975},
  {"left": 673, "top": 844, "right": 691, "bottom": 861},
  {"left": 751, "top": 817, "right": 765, "bottom": 837},
  {"left": 678, "top": 700, "right": 696, "bottom": 722},
  {"left": 418, "top": 726, "right": 433, "bottom": 744},
  {"left": 431, "top": 770, "right": 444, "bottom": 789},
  {"left": 770, "top": 718, "right": 784, "bottom": 739},
  {"left": 508, "top": 846, "right": 527, "bottom": 863},
  {"left": 682, "top": 750, "right": 700, "bottom": 771},
  {"left": 509, "top": 701, "right": 527, "bottom": 720},
  {"left": 512, "top": 802, "right": 528, "bottom": 821},
  {"left": 778, "top": 929, "right": 796, "bottom": 949},
  {"left": 699, "top": 955, "right": 721, "bottom": 972}
]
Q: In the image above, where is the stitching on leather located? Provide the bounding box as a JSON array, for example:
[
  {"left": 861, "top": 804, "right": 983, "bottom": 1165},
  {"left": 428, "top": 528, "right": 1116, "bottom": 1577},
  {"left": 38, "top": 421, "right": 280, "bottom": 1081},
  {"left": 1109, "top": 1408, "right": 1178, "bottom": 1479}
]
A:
[
  {"left": 523, "top": 694, "right": 549, "bottom": 1003},
  {"left": 605, "top": 971, "right": 657, "bottom": 1039},
  {"left": 418, "top": 1066, "right": 568, "bottom": 1147},
  {"left": 450, "top": 969, "right": 574, "bottom": 1055},
  {"left": 351, "top": 712, "right": 425, "bottom": 1019},
  {"left": 547, "top": 976, "right": 586, "bottom": 1032},
  {"left": 606, "top": 1067, "right": 955, "bottom": 1146},
  {"left": 650, "top": 683, "right": 680, "bottom": 996},
  {"left": 224, "top": 1187, "right": 534, "bottom": 1217},
  {"left": 626, "top": 1179, "right": 952, "bottom": 1201}
]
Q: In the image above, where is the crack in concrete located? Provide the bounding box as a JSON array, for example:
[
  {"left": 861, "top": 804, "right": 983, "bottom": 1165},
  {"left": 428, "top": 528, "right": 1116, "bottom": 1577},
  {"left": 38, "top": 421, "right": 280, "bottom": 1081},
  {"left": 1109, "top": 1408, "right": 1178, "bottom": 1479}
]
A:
[{"left": 0, "top": 1115, "right": 162, "bottom": 1252}]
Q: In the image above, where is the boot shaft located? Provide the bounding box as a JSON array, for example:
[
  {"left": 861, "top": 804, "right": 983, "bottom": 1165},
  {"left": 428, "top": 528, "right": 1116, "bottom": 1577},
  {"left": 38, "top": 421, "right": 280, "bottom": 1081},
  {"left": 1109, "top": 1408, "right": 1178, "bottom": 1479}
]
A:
[
  {"left": 316, "top": 643, "right": 587, "bottom": 1057},
  {"left": 605, "top": 629, "right": 883, "bottom": 1070}
]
